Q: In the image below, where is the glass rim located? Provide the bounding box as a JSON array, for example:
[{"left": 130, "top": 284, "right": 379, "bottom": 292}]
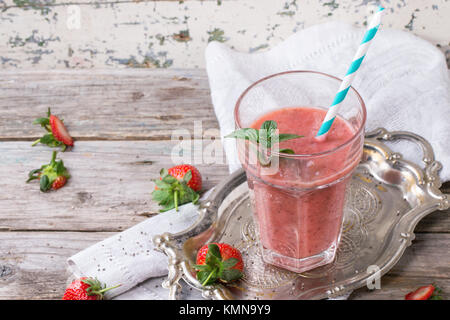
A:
[{"left": 233, "top": 70, "right": 367, "bottom": 158}]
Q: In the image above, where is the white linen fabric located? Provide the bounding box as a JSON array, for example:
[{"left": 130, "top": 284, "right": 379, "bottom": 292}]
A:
[{"left": 67, "top": 22, "right": 450, "bottom": 300}]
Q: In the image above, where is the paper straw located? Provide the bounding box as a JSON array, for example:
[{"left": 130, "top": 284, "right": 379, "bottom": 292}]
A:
[{"left": 316, "top": 6, "right": 385, "bottom": 138}]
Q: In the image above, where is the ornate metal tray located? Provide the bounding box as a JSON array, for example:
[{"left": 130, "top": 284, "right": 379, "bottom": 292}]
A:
[{"left": 153, "top": 128, "right": 449, "bottom": 300}]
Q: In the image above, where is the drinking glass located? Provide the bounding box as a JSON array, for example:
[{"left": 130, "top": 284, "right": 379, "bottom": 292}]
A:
[{"left": 234, "top": 71, "right": 366, "bottom": 273}]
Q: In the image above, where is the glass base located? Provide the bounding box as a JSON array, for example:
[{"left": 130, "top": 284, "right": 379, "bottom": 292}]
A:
[{"left": 260, "top": 242, "right": 337, "bottom": 273}]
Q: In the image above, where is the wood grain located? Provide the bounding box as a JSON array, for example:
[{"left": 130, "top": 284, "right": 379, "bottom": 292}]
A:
[
  {"left": 0, "top": 231, "right": 114, "bottom": 300},
  {"left": 1, "top": 141, "right": 448, "bottom": 233},
  {"left": 1, "top": 231, "right": 448, "bottom": 300},
  {"left": 0, "top": 69, "right": 218, "bottom": 140},
  {"left": 0, "top": 141, "right": 228, "bottom": 231}
]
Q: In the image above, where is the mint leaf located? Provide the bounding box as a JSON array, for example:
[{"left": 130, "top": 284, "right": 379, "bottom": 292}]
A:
[
  {"left": 278, "top": 133, "right": 303, "bottom": 142},
  {"left": 225, "top": 128, "right": 259, "bottom": 142},
  {"left": 279, "top": 148, "right": 295, "bottom": 154},
  {"left": 260, "top": 120, "right": 277, "bottom": 138},
  {"left": 225, "top": 120, "right": 303, "bottom": 166}
]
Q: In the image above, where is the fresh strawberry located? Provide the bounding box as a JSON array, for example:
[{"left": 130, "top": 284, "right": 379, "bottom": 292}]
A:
[
  {"left": 194, "top": 243, "right": 244, "bottom": 286},
  {"left": 405, "top": 284, "right": 441, "bottom": 300},
  {"left": 167, "top": 164, "right": 202, "bottom": 191},
  {"left": 32, "top": 107, "right": 74, "bottom": 151},
  {"left": 27, "top": 151, "right": 70, "bottom": 192},
  {"left": 151, "top": 165, "right": 202, "bottom": 212},
  {"left": 52, "top": 176, "right": 67, "bottom": 190},
  {"left": 50, "top": 114, "right": 74, "bottom": 147},
  {"left": 62, "top": 277, "right": 120, "bottom": 300}
]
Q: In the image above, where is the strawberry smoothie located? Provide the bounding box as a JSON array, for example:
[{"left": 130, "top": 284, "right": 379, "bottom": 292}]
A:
[{"left": 241, "top": 107, "right": 362, "bottom": 272}]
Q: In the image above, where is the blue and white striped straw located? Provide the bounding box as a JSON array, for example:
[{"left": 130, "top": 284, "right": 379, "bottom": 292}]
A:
[{"left": 316, "top": 6, "right": 384, "bottom": 138}]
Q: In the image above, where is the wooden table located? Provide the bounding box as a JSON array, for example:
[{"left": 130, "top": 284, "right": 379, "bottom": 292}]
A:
[{"left": 0, "top": 69, "right": 449, "bottom": 300}]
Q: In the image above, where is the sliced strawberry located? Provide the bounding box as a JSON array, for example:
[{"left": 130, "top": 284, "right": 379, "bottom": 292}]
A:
[
  {"left": 50, "top": 114, "right": 74, "bottom": 146},
  {"left": 405, "top": 284, "right": 435, "bottom": 300},
  {"left": 52, "top": 176, "right": 67, "bottom": 190}
]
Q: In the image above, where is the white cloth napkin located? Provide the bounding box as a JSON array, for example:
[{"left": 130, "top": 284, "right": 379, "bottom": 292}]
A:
[
  {"left": 67, "top": 202, "right": 202, "bottom": 299},
  {"left": 67, "top": 22, "right": 450, "bottom": 300}
]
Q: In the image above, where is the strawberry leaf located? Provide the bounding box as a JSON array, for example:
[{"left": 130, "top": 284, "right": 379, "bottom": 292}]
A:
[
  {"left": 27, "top": 151, "right": 70, "bottom": 192},
  {"left": 206, "top": 244, "right": 221, "bottom": 260},
  {"left": 151, "top": 168, "right": 200, "bottom": 212},
  {"left": 220, "top": 269, "right": 243, "bottom": 282},
  {"left": 39, "top": 175, "right": 51, "bottom": 192},
  {"left": 222, "top": 257, "right": 239, "bottom": 269},
  {"left": 193, "top": 264, "right": 211, "bottom": 272},
  {"left": 33, "top": 117, "right": 50, "bottom": 128},
  {"left": 197, "top": 270, "right": 218, "bottom": 286},
  {"left": 181, "top": 170, "right": 192, "bottom": 184}
]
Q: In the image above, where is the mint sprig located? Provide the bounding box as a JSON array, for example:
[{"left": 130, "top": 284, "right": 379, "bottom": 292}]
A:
[
  {"left": 225, "top": 120, "right": 303, "bottom": 165},
  {"left": 151, "top": 169, "right": 199, "bottom": 212},
  {"left": 193, "top": 244, "right": 242, "bottom": 286}
]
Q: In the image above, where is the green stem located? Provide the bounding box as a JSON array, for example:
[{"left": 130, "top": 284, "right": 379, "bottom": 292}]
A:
[
  {"left": 50, "top": 150, "right": 57, "bottom": 165},
  {"left": 201, "top": 270, "right": 215, "bottom": 287},
  {"left": 174, "top": 190, "right": 179, "bottom": 212},
  {"left": 31, "top": 138, "right": 41, "bottom": 146},
  {"left": 98, "top": 284, "right": 121, "bottom": 294}
]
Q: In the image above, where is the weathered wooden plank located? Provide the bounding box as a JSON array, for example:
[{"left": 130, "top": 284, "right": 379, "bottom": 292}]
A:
[
  {"left": 1, "top": 231, "right": 449, "bottom": 300},
  {"left": 0, "top": 231, "right": 114, "bottom": 300},
  {"left": 0, "top": 69, "right": 219, "bottom": 140},
  {"left": 0, "top": 140, "right": 448, "bottom": 232},
  {"left": 351, "top": 233, "right": 450, "bottom": 299},
  {"left": 350, "top": 275, "right": 450, "bottom": 300},
  {"left": 0, "top": 141, "right": 229, "bottom": 231}
]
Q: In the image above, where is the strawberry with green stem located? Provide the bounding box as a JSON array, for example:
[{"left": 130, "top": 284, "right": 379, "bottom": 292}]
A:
[
  {"left": 62, "top": 277, "right": 121, "bottom": 300},
  {"left": 27, "top": 151, "right": 70, "bottom": 192},
  {"left": 32, "top": 107, "right": 74, "bottom": 151},
  {"left": 152, "top": 165, "right": 201, "bottom": 212},
  {"left": 405, "top": 284, "right": 443, "bottom": 300},
  {"left": 225, "top": 120, "right": 302, "bottom": 165},
  {"left": 194, "top": 243, "right": 243, "bottom": 286}
]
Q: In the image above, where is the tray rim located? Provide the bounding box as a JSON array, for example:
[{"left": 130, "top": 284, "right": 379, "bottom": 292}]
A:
[{"left": 153, "top": 128, "right": 449, "bottom": 300}]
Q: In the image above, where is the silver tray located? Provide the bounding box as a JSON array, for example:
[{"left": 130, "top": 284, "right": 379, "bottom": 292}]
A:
[{"left": 153, "top": 128, "right": 449, "bottom": 300}]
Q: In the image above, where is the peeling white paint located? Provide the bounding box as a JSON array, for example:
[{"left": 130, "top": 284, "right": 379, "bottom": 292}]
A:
[{"left": 0, "top": 0, "right": 449, "bottom": 69}]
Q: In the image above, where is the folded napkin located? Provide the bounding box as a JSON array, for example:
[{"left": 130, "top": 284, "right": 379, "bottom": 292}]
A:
[{"left": 67, "top": 22, "right": 450, "bottom": 300}]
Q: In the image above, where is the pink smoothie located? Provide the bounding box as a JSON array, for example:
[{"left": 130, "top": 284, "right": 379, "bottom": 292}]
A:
[{"left": 243, "top": 107, "right": 361, "bottom": 270}]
